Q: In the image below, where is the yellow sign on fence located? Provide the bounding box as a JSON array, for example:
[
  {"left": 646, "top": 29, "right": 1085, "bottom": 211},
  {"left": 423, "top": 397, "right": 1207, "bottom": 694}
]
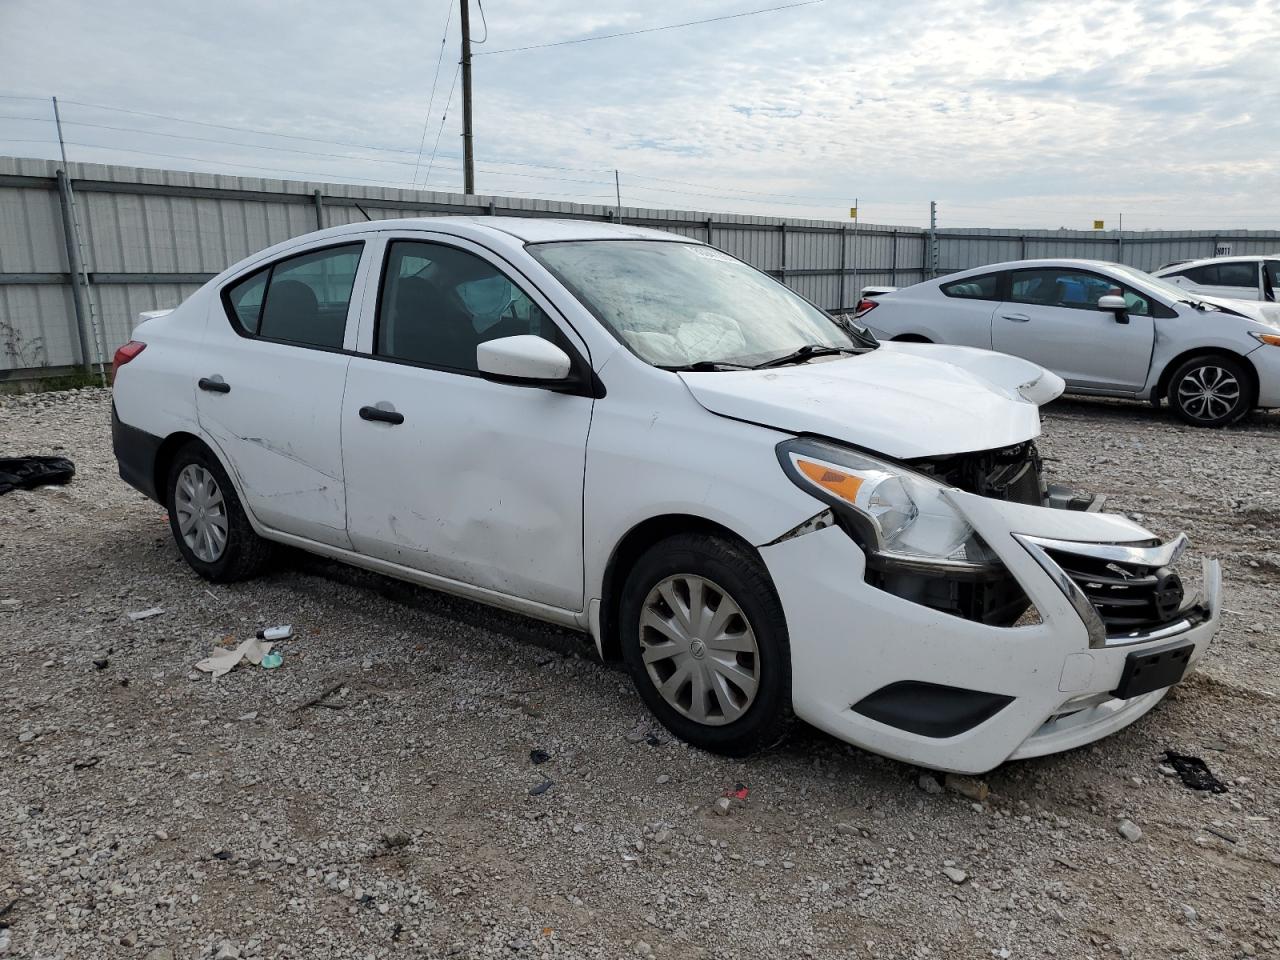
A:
[
  {"left": 1093, "top": 220, "right": 1105, "bottom": 230},
  {"left": 850, "top": 207, "right": 858, "bottom": 220}
]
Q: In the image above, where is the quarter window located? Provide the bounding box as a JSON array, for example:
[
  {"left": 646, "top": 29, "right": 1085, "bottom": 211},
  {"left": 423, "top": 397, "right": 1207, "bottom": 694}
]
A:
[
  {"left": 222, "top": 243, "right": 363, "bottom": 349},
  {"left": 940, "top": 273, "right": 1000, "bottom": 300},
  {"left": 375, "top": 240, "right": 558, "bottom": 372}
]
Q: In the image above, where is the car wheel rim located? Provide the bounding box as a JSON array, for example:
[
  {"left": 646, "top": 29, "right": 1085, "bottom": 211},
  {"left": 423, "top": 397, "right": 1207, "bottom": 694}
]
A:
[
  {"left": 639, "top": 574, "right": 760, "bottom": 726},
  {"left": 1177, "top": 365, "right": 1240, "bottom": 421},
  {"left": 175, "top": 464, "right": 229, "bottom": 563}
]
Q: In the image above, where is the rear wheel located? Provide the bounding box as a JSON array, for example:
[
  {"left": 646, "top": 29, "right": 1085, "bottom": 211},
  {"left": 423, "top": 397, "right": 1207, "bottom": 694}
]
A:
[
  {"left": 1166, "top": 354, "right": 1254, "bottom": 427},
  {"left": 620, "top": 533, "right": 791, "bottom": 756},
  {"left": 166, "top": 441, "right": 273, "bottom": 582}
]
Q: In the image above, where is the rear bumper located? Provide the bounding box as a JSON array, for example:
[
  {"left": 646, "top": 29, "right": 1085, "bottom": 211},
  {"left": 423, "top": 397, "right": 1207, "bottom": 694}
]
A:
[
  {"left": 111, "top": 401, "right": 164, "bottom": 503},
  {"left": 761, "top": 492, "right": 1221, "bottom": 774}
]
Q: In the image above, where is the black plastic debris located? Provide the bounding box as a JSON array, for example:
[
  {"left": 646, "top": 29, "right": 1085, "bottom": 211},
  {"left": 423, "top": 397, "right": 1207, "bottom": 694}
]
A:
[
  {"left": 1164, "top": 750, "right": 1228, "bottom": 794},
  {"left": 529, "top": 749, "right": 551, "bottom": 765},
  {"left": 0, "top": 456, "right": 75, "bottom": 495}
]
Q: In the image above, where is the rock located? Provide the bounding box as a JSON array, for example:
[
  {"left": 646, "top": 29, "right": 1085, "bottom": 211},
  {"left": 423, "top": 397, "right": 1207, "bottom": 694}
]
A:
[
  {"left": 214, "top": 943, "right": 241, "bottom": 960},
  {"left": 633, "top": 942, "right": 652, "bottom": 958},
  {"left": 714, "top": 797, "right": 732, "bottom": 816},
  {"left": 945, "top": 774, "right": 989, "bottom": 802},
  {"left": 918, "top": 773, "right": 944, "bottom": 794},
  {"left": 656, "top": 774, "right": 670, "bottom": 785},
  {"left": 1118, "top": 819, "right": 1143, "bottom": 842},
  {"left": 17, "top": 732, "right": 35, "bottom": 744},
  {"left": 1181, "top": 904, "right": 1198, "bottom": 923},
  {"left": 92, "top": 657, "right": 109, "bottom": 670},
  {"left": 836, "top": 823, "right": 859, "bottom": 836},
  {"left": 120, "top": 931, "right": 139, "bottom": 947},
  {"left": 942, "top": 866, "right": 968, "bottom": 884}
]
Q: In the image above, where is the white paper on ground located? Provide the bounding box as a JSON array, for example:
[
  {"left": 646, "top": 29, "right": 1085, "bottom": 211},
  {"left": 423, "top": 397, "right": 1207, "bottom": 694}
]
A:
[{"left": 195, "top": 638, "right": 275, "bottom": 678}]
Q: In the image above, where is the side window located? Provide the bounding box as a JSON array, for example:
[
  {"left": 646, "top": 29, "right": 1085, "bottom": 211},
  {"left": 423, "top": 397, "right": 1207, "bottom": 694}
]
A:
[
  {"left": 375, "top": 240, "right": 559, "bottom": 372},
  {"left": 222, "top": 243, "right": 363, "bottom": 349},
  {"left": 940, "top": 273, "right": 1000, "bottom": 300},
  {"left": 1265, "top": 261, "right": 1280, "bottom": 295},
  {"left": 1215, "top": 261, "right": 1257, "bottom": 288},
  {"left": 1181, "top": 264, "right": 1214, "bottom": 285},
  {"left": 1010, "top": 269, "right": 1112, "bottom": 310}
]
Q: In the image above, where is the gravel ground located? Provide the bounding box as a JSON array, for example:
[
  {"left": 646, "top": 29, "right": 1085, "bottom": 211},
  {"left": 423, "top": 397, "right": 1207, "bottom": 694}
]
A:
[{"left": 1, "top": 388, "right": 1278, "bottom": 960}]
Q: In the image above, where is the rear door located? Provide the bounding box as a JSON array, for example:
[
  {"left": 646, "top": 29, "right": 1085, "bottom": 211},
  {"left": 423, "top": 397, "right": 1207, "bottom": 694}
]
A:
[
  {"left": 196, "top": 241, "right": 370, "bottom": 547},
  {"left": 991, "top": 266, "right": 1154, "bottom": 391},
  {"left": 339, "top": 233, "right": 594, "bottom": 611}
]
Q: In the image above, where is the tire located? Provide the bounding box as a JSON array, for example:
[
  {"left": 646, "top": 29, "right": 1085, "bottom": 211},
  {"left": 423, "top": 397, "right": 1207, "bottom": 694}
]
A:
[
  {"left": 619, "top": 533, "right": 791, "bottom": 756},
  {"left": 1166, "top": 354, "right": 1254, "bottom": 427},
  {"left": 165, "top": 440, "right": 273, "bottom": 582}
]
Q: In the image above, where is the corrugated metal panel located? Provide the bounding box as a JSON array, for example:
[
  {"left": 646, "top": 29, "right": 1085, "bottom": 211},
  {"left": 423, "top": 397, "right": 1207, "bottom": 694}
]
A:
[{"left": 2, "top": 154, "right": 1278, "bottom": 375}]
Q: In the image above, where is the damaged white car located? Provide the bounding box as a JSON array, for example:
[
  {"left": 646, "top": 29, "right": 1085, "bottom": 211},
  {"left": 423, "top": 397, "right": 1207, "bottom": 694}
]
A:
[{"left": 110, "top": 218, "right": 1221, "bottom": 773}]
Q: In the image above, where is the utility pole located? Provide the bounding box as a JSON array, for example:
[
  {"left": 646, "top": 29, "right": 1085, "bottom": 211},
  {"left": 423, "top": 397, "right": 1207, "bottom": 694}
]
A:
[
  {"left": 614, "top": 170, "right": 622, "bottom": 221},
  {"left": 460, "top": 0, "right": 475, "bottom": 194},
  {"left": 52, "top": 96, "right": 69, "bottom": 166},
  {"left": 928, "top": 200, "right": 939, "bottom": 278}
]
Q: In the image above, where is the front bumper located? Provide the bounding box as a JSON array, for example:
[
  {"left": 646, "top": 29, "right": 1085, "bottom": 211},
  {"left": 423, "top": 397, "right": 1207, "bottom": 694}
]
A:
[
  {"left": 760, "top": 490, "right": 1221, "bottom": 774},
  {"left": 1247, "top": 342, "right": 1280, "bottom": 408}
]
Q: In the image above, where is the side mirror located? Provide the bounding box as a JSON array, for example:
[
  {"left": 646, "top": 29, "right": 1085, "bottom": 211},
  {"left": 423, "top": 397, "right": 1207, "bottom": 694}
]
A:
[
  {"left": 476, "top": 335, "right": 572, "bottom": 382},
  {"left": 1097, "top": 294, "right": 1130, "bottom": 323}
]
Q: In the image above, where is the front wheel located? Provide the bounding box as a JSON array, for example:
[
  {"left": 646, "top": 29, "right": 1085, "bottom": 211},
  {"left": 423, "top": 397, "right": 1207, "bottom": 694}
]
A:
[
  {"left": 1166, "top": 355, "right": 1254, "bottom": 427},
  {"left": 620, "top": 534, "right": 791, "bottom": 756}
]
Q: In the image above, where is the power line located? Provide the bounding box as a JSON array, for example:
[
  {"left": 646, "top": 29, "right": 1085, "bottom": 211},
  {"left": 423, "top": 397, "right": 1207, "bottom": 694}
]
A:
[
  {"left": 413, "top": 0, "right": 454, "bottom": 188},
  {"left": 474, "top": 0, "right": 824, "bottom": 56},
  {"left": 424, "top": 65, "right": 462, "bottom": 187}
]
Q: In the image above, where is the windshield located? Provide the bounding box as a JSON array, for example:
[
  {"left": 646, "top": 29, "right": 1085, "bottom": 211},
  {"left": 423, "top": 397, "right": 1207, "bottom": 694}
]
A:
[
  {"left": 1108, "top": 263, "right": 1204, "bottom": 303},
  {"left": 530, "top": 240, "right": 874, "bottom": 368}
]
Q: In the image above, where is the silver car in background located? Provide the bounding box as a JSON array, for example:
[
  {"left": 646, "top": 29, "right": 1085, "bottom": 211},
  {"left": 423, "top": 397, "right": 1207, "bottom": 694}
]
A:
[{"left": 860, "top": 259, "right": 1280, "bottom": 427}]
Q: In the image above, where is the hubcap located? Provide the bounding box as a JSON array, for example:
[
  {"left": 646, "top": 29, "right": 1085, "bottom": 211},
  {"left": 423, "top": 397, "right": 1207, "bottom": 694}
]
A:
[
  {"left": 1177, "top": 365, "right": 1240, "bottom": 421},
  {"left": 639, "top": 574, "right": 760, "bottom": 726},
  {"left": 174, "top": 464, "right": 228, "bottom": 563}
]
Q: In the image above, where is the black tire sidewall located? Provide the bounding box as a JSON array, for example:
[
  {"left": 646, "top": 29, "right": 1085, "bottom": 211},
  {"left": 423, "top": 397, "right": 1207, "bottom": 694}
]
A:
[
  {"left": 165, "top": 442, "right": 259, "bottom": 582},
  {"left": 619, "top": 534, "right": 791, "bottom": 756},
  {"left": 1167, "top": 355, "right": 1254, "bottom": 427}
]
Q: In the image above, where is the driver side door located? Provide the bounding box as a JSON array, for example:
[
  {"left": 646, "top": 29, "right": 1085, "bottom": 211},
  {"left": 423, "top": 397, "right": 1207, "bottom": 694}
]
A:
[
  {"left": 340, "top": 234, "right": 595, "bottom": 612},
  {"left": 991, "top": 267, "right": 1155, "bottom": 392}
]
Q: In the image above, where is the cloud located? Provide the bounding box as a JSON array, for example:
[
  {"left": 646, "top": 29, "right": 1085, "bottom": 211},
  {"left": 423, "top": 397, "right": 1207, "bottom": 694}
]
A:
[{"left": 0, "top": 0, "right": 1275, "bottom": 229}]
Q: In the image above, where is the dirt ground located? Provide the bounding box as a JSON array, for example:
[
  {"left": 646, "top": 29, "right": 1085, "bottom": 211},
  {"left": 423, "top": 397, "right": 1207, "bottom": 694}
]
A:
[{"left": 1, "top": 388, "right": 1277, "bottom": 960}]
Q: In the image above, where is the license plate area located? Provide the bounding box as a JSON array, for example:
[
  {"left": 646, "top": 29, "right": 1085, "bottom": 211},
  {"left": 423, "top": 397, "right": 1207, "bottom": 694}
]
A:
[{"left": 1112, "top": 642, "right": 1193, "bottom": 700}]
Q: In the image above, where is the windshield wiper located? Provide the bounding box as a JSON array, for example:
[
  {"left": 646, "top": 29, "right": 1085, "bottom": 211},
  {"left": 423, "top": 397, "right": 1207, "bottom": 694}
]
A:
[
  {"left": 659, "top": 360, "right": 753, "bottom": 372},
  {"left": 752, "top": 344, "right": 859, "bottom": 369}
]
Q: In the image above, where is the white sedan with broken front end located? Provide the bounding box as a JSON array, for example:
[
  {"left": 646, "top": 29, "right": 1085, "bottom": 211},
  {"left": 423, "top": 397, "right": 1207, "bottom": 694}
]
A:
[{"left": 110, "top": 218, "right": 1220, "bottom": 773}]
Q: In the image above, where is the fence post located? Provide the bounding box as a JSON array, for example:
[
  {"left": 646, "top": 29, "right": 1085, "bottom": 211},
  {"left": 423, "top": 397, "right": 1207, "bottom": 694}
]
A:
[
  {"left": 1019, "top": 234, "right": 1027, "bottom": 261},
  {"left": 890, "top": 229, "right": 897, "bottom": 285},
  {"left": 55, "top": 169, "right": 93, "bottom": 375},
  {"left": 313, "top": 190, "right": 324, "bottom": 231},
  {"left": 838, "top": 226, "right": 847, "bottom": 310},
  {"left": 779, "top": 223, "right": 787, "bottom": 284},
  {"left": 705, "top": 217, "right": 713, "bottom": 244}
]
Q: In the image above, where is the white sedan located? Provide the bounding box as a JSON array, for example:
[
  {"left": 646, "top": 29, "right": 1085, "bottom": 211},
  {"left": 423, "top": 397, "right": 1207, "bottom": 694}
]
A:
[
  {"left": 1153, "top": 255, "right": 1280, "bottom": 302},
  {"left": 860, "top": 258, "right": 1280, "bottom": 426},
  {"left": 110, "top": 220, "right": 1220, "bottom": 774}
]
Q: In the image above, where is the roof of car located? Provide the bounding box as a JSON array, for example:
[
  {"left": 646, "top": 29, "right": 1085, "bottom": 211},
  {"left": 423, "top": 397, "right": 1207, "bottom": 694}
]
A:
[
  {"left": 1154, "top": 254, "right": 1278, "bottom": 272},
  {"left": 316, "top": 216, "right": 694, "bottom": 244}
]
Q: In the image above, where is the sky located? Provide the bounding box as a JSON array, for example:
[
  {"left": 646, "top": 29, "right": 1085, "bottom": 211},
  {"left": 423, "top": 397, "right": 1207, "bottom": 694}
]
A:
[{"left": 0, "top": 0, "right": 1276, "bottom": 230}]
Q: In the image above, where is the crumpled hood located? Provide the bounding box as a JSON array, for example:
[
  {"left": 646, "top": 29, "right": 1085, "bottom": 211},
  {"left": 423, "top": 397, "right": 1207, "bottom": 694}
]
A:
[
  {"left": 1194, "top": 294, "right": 1280, "bottom": 327},
  {"left": 679, "top": 341, "right": 1065, "bottom": 458}
]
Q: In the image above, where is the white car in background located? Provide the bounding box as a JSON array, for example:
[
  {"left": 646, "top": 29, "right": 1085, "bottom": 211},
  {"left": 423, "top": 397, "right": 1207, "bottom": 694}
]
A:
[
  {"left": 1153, "top": 255, "right": 1280, "bottom": 302},
  {"left": 110, "top": 221, "right": 1220, "bottom": 774},
  {"left": 860, "top": 258, "right": 1280, "bottom": 427}
]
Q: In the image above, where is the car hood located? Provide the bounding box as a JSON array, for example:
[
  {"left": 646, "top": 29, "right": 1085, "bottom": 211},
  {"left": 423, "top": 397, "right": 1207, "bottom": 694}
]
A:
[
  {"left": 1193, "top": 295, "right": 1280, "bottom": 327},
  {"left": 678, "top": 342, "right": 1064, "bottom": 458}
]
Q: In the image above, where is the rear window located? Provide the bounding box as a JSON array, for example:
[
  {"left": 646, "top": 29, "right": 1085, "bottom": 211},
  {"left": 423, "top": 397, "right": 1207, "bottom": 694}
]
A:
[
  {"left": 941, "top": 273, "right": 1000, "bottom": 300},
  {"left": 222, "top": 243, "right": 363, "bottom": 349}
]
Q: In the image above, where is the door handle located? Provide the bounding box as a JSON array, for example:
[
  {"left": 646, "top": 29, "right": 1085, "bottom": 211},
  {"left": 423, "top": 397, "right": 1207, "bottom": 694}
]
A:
[
  {"left": 198, "top": 377, "right": 231, "bottom": 393},
  {"left": 359, "top": 405, "right": 404, "bottom": 425},
  {"left": 1001, "top": 313, "right": 1031, "bottom": 322}
]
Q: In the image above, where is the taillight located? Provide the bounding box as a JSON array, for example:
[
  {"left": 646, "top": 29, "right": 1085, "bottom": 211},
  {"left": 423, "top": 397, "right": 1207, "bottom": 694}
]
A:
[
  {"left": 112, "top": 340, "right": 146, "bottom": 378},
  {"left": 854, "top": 298, "right": 879, "bottom": 317}
]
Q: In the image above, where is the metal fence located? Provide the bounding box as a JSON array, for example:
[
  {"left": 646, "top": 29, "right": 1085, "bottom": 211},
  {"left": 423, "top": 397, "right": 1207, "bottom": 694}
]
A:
[{"left": 2, "top": 154, "right": 1278, "bottom": 378}]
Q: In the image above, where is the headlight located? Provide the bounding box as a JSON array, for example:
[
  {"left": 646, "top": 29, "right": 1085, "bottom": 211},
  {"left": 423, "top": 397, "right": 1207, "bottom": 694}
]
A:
[
  {"left": 1249, "top": 331, "right": 1280, "bottom": 346},
  {"left": 777, "top": 437, "right": 982, "bottom": 565}
]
